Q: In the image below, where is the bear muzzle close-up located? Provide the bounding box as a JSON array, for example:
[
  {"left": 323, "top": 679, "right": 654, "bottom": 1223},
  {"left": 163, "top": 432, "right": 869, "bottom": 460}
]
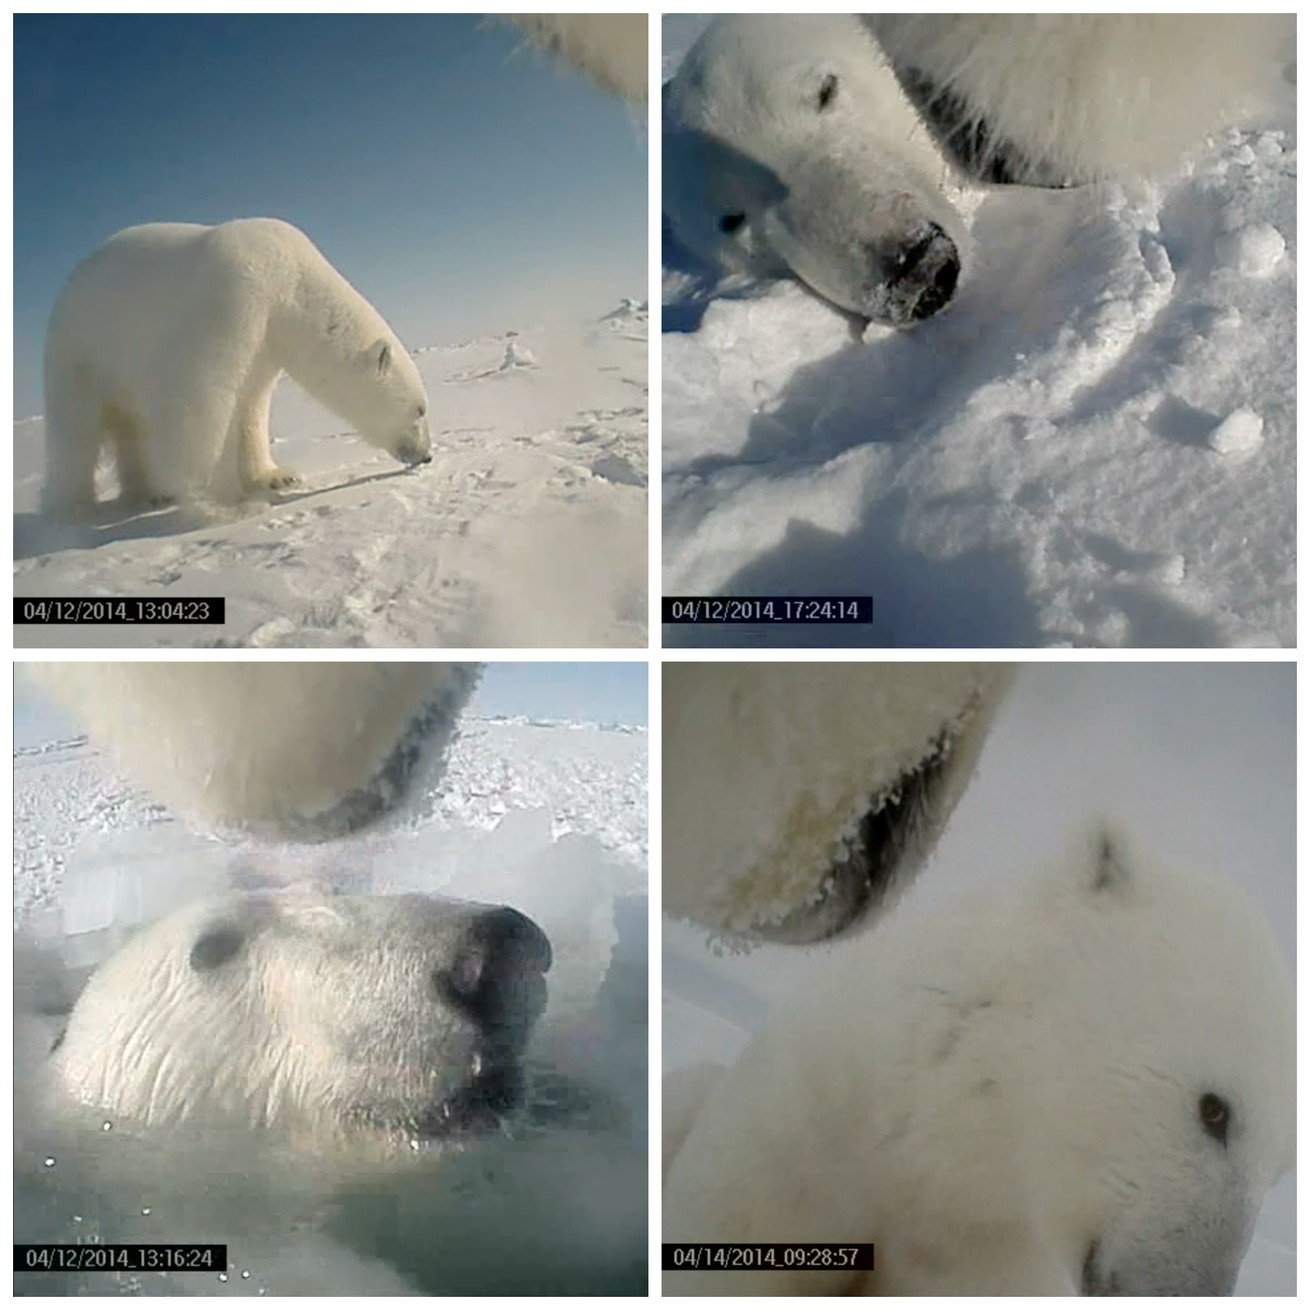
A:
[{"left": 419, "top": 904, "right": 553, "bottom": 1137}]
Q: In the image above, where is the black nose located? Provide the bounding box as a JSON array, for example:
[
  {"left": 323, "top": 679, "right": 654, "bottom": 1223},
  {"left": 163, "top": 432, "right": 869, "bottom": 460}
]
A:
[
  {"left": 911, "top": 248, "right": 960, "bottom": 319},
  {"left": 437, "top": 906, "right": 552, "bottom": 1027},
  {"left": 880, "top": 223, "right": 961, "bottom": 321}
]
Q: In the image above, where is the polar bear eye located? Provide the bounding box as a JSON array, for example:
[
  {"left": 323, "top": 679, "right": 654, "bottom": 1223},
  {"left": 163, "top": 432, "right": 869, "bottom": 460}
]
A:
[
  {"left": 1198, "top": 1092, "right": 1231, "bottom": 1145},
  {"left": 719, "top": 212, "right": 747, "bottom": 235},
  {"left": 816, "top": 73, "right": 839, "bottom": 112},
  {"left": 417, "top": 403, "right": 426, "bottom": 418},
  {"left": 189, "top": 925, "right": 245, "bottom": 972}
]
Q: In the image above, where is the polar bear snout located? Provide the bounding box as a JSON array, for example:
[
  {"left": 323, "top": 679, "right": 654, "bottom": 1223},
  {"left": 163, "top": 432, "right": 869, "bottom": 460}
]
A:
[
  {"left": 437, "top": 905, "right": 552, "bottom": 1036},
  {"left": 393, "top": 417, "right": 433, "bottom": 467},
  {"left": 418, "top": 906, "right": 551, "bottom": 1134}
]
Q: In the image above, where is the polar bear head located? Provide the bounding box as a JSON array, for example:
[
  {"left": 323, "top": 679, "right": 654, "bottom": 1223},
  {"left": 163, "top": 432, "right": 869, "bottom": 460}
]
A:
[
  {"left": 664, "top": 15, "right": 965, "bottom": 324},
  {"left": 1025, "top": 835, "right": 1295, "bottom": 1295},
  {"left": 664, "top": 829, "right": 1294, "bottom": 1295},
  {"left": 882, "top": 832, "right": 1295, "bottom": 1294},
  {"left": 351, "top": 335, "right": 432, "bottom": 467},
  {"left": 29, "top": 663, "right": 480, "bottom": 842},
  {"left": 49, "top": 893, "right": 551, "bottom": 1149}
]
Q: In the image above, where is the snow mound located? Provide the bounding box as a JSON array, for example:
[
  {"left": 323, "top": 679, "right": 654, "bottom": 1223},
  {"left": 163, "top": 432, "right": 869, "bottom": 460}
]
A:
[
  {"left": 599, "top": 298, "right": 650, "bottom": 336},
  {"left": 498, "top": 336, "right": 540, "bottom": 371}
]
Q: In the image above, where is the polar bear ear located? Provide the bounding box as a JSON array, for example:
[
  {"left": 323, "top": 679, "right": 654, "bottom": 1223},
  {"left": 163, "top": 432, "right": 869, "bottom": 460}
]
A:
[
  {"left": 1088, "top": 827, "right": 1133, "bottom": 894},
  {"left": 374, "top": 341, "right": 392, "bottom": 378}
]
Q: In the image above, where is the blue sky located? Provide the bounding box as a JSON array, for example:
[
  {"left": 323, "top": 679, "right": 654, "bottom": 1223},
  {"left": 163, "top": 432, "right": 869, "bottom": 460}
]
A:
[
  {"left": 14, "top": 14, "right": 647, "bottom": 416},
  {"left": 476, "top": 662, "right": 646, "bottom": 725}
]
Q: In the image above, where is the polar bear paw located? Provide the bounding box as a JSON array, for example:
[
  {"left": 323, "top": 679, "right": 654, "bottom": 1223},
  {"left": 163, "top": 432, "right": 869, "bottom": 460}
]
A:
[{"left": 246, "top": 465, "right": 302, "bottom": 494}]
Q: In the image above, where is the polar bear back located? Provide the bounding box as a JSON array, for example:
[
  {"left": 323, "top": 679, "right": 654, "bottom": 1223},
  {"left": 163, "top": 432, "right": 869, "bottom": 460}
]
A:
[{"left": 47, "top": 218, "right": 371, "bottom": 388}]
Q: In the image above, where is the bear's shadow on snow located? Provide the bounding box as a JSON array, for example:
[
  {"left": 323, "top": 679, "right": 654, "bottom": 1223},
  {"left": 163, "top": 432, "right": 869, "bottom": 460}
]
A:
[
  {"left": 14, "top": 466, "right": 420, "bottom": 563},
  {"left": 666, "top": 509, "right": 1041, "bottom": 648},
  {"left": 662, "top": 219, "right": 723, "bottom": 335},
  {"left": 14, "top": 504, "right": 208, "bottom": 561}
]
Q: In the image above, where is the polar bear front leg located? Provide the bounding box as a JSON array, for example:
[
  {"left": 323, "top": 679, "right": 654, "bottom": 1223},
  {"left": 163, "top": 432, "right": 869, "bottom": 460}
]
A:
[
  {"left": 236, "top": 366, "right": 300, "bottom": 494},
  {"left": 142, "top": 386, "right": 238, "bottom": 504}
]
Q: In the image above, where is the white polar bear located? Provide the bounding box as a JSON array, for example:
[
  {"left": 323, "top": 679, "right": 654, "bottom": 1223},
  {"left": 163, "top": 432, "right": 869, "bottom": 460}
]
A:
[
  {"left": 18, "top": 891, "right": 644, "bottom": 1294},
  {"left": 29, "top": 662, "right": 479, "bottom": 841},
  {"left": 33, "top": 662, "right": 1001, "bottom": 945},
  {"left": 665, "top": 15, "right": 966, "bottom": 325},
  {"left": 663, "top": 829, "right": 1295, "bottom": 1295},
  {"left": 510, "top": 14, "right": 648, "bottom": 103},
  {"left": 42, "top": 217, "right": 432, "bottom": 511},
  {"left": 664, "top": 15, "right": 1287, "bottom": 321},
  {"left": 866, "top": 15, "right": 1290, "bottom": 187},
  {"left": 40, "top": 891, "right": 551, "bottom": 1148},
  {"left": 663, "top": 663, "right": 1013, "bottom": 942}
]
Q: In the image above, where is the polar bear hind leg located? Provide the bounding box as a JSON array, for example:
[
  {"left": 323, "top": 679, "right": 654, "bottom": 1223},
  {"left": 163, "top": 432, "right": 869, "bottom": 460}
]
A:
[
  {"left": 42, "top": 368, "right": 103, "bottom": 513},
  {"left": 144, "top": 323, "right": 261, "bottom": 502}
]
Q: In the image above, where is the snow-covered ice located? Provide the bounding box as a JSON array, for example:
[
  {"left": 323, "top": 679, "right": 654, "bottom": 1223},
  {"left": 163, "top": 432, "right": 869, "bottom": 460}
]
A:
[
  {"left": 15, "top": 305, "right": 648, "bottom": 649},
  {"left": 14, "top": 675, "right": 647, "bottom": 1294},
  {"left": 664, "top": 663, "right": 1294, "bottom": 1293},
  {"left": 662, "top": 16, "right": 1295, "bottom": 647}
]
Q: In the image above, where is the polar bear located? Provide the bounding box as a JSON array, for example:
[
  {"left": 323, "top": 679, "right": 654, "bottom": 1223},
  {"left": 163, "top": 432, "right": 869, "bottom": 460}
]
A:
[
  {"left": 665, "top": 15, "right": 965, "bottom": 325},
  {"left": 509, "top": 14, "right": 648, "bottom": 103},
  {"left": 17, "top": 891, "right": 642, "bottom": 1294},
  {"left": 867, "top": 15, "right": 1290, "bottom": 187},
  {"left": 42, "top": 217, "right": 432, "bottom": 511},
  {"left": 663, "top": 663, "right": 1013, "bottom": 942},
  {"left": 39, "top": 891, "right": 551, "bottom": 1148},
  {"left": 29, "top": 662, "right": 479, "bottom": 841},
  {"left": 664, "top": 15, "right": 1287, "bottom": 321},
  {"left": 663, "top": 828, "right": 1295, "bottom": 1295}
]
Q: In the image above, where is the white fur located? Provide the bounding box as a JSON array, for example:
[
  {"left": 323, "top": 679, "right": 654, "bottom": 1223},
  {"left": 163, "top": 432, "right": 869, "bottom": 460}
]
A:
[
  {"left": 663, "top": 663, "right": 1012, "bottom": 939},
  {"left": 18, "top": 898, "right": 644, "bottom": 1294},
  {"left": 665, "top": 15, "right": 965, "bottom": 322},
  {"left": 510, "top": 14, "right": 647, "bottom": 102},
  {"left": 664, "top": 829, "right": 1295, "bottom": 1295},
  {"left": 43, "top": 217, "right": 432, "bottom": 510},
  {"left": 868, "top": 15, "right": 1290, "bottom": 183},
  {"left": 31, "top": 662, "right": 478, "bottom": 839},
  {"left": 665, "top": 15, "right": 1288, "bottom": 319},
  {"left": 46, "top": 892, "right": 522, "bottom": 1147}
]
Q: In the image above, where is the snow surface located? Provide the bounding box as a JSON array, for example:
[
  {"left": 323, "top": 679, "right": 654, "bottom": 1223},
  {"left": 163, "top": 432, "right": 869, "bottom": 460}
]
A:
[
  {"left": 14, "top": 683, "right": 647, "bottom": 1294},
  {"left": 664, "top": 663, "right": 1294, "bottom": 1293},
  {"left": 15, "top": 304, "right": 648, "bottom": 648},
  {"left": 662, "top": 16, "right": 1296, "bottom": 647}
]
